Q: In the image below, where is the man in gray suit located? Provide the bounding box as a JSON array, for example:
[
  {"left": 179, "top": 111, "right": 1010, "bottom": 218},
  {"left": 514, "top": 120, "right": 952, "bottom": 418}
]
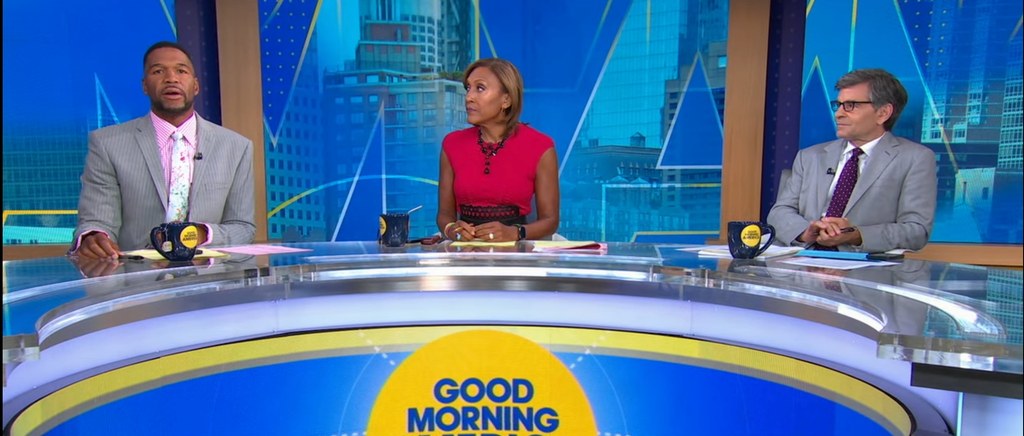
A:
[
  {"left": 768, "top": 69, "right": 936, "bottom": 252},
  {"left": 72, "top": 41, "right": 255, "bottom": 258}
]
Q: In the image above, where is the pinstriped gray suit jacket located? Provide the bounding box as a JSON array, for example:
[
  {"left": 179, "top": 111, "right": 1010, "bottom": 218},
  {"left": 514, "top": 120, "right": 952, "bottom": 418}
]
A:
[
  {"left": 767, "top": 132, "right": 937, "bottom": 252},
  {"left": 74, "top": 114, "right": 255, "bottom": 251}
]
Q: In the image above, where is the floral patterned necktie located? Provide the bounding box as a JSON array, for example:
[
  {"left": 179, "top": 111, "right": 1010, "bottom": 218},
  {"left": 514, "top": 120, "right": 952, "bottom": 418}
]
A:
[{"left": 165, "top": 132, "right": 190, "bottom": 222}]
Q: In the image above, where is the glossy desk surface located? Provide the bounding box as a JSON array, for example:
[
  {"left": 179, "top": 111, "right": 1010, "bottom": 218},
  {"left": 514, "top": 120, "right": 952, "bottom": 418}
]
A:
[{"left": 4, "top": 241, "right": 1020, "bottom": 378}]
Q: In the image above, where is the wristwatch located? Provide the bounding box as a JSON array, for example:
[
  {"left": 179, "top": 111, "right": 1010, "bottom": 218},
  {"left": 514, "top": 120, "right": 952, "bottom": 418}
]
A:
[{"left": 515, "top": 224, "right": 527, "bottom": 241}]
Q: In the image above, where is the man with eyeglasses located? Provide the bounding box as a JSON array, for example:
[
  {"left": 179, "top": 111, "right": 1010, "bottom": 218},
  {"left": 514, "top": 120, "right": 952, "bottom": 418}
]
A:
[{"left": 768, "top": 69, "right": 937, "bottom": 252}]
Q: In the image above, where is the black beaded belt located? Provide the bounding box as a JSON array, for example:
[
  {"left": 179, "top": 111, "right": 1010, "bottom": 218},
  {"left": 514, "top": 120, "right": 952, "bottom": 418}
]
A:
[{"left": 459, "top": 204, "right": 525, "bottom": 226}]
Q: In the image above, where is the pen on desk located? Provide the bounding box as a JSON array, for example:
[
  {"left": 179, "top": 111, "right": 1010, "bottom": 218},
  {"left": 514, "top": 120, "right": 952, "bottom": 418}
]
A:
[{"left": 118, "top": 254, "right": 145, "bottom": 260}]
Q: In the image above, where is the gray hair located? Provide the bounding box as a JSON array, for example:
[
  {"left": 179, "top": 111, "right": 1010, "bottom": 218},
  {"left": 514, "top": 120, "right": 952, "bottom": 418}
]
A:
[{"left": 835, "top": 69, "right": 908, "bottom": 131}]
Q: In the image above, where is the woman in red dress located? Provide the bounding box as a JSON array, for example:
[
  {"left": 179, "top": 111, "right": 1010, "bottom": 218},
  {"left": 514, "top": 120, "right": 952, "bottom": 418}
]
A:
[{"left": 437, "top": 58, "right": 560, "bottom": 242}]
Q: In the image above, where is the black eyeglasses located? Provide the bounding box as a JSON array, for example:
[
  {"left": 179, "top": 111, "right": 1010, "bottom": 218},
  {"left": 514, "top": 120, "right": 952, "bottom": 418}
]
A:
[{"left": 830, "top": 100, "right": 873, "bottom": 112}]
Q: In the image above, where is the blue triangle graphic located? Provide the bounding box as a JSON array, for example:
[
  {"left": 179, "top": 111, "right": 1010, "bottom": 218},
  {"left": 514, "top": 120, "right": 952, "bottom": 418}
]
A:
[
  {"left": 94, "top": 74, "right": 121, "bottom": 128},
  {"left": 259, "top": 0, "right": 319, "bottom": 144},
  {"left": 659, "top": 55, "right": 722, "bottom": 167},
  {"left": 332, "top": 113, "right": 386, "bottom": 241},
  {"left": 800, "top": 63, "right": 837, "bottom": 149},
  {"left": 477, "top": 0, "right": 633, "bottom": 166},
  {"left": 804, "top": 2, "right": 930, "bottom": 142},
  {"left": 850, "top": 3, "right": 929, "bottom": 138},
  {"left": 804, "top": 2, "right": 852, "bottom": 81}
]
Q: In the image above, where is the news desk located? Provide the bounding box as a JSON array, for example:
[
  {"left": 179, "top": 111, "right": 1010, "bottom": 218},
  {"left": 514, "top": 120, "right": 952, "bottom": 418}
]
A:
[{"left": 3, "top": 242, "right": 1021, "bottom": 435}]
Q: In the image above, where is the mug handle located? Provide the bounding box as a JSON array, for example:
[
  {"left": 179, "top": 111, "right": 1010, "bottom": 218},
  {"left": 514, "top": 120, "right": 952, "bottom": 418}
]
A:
[
  {"left": 151, "top": 227, "right": 171, "bottom": 259},
  {"left": 753, "top": 224, "right": 777, "bottom": 257}
]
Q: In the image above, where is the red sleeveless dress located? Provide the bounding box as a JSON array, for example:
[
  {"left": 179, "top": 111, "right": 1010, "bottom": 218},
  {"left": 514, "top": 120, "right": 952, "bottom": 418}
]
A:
[{"left": 442, "top": 124, "right": 554, "bottom": 224}]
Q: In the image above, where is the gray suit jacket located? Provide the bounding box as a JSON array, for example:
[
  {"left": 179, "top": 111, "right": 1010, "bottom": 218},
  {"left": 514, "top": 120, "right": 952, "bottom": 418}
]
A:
[
  {"left": 767, "top": 132, "right": 936, "bottom": 252},
  {"left": 74, "top": 114, "right": 255, "bottom": 251}
]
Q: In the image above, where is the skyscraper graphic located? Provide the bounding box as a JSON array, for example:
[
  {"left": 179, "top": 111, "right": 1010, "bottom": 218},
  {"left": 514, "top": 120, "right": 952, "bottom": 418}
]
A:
[
  {"left": 359, "top": 0, "right": 470, "bottom": 74},
  {"left": 987, "top": 268, "right": 1024, "bottom": 346},
  {"left": 319, "top": 0, "right": 471, "bottom": 240},
  {"left": 998, "top": 31, "right": 1023, "bottom": 171},
  {"left": 561, "top": 0, "right": 728, "bottom": 242},
  {"left": 2, "top": 123, "right": 86, "bottom": 244},
  {"left": 260, "top": 1, "right": 327, "bottom": 241},
  {"left": 924, "top": 265, "right": 1024, "bottom": 348},
  {"left": 919, "top": 1, "right": 1008, "bottom": 141},
  {"left": 989, "top": 29, "right": 1024, "bottom": 242},
  {"left": 916, "top": 0, "right": 1019, "bottom": 241},
  {"left": 577, "top": 0, "right": 682, "bottom": 150},
  {"left": 913, "top": 0, "right": 1024, "bottom": 243}
]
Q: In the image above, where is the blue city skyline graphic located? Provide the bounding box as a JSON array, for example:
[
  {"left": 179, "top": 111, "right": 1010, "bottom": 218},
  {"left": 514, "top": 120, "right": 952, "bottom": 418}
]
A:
[
  {"left": 260, "top": 0, "right": 730, "bottom": 242},
  {"left": 2, "top": 0, "right": 1020, "bottom": 246}
]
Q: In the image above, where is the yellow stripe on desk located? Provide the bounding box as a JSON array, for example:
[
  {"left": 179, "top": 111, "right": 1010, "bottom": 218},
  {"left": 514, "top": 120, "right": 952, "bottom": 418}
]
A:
[{"left": 12, "top": 326, "right": 910, "bottom": 436}]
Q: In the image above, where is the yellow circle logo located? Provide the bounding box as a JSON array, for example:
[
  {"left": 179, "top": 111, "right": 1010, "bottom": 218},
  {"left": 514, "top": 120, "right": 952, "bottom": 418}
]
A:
[
  {"left": 741, "top": 224, "right": 761, "bottom": 247},
  {"left": 179, "top": 225, "right": 200, "bottom": 248},
  {"left": 367, "top": 329, "right": 597, "bottom": 435},
  {"left": 378, "top": 216, "right": 387, "bottom": 237}
]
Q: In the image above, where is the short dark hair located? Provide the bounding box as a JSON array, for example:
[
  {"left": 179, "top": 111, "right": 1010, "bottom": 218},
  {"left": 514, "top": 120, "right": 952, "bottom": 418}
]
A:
[
  {"left": 463, "top": 58, "right": 524, "bottom": 136},
  {"left": 143, "top": 41, "right": 195, "bottom": 72},
  {"left": 835, "top": 68, "right": 908, "bottom": 131}
]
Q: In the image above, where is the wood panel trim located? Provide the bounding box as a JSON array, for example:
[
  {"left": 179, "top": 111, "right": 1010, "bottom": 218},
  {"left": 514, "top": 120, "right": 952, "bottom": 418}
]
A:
[
  {"left": 905, "top": 244, "right": 1023, "bottom": 268},
  {"left": 215, "top": 0, "right": 267, "bottom": 243},
  {"left": 720, "top": 0, "right": 771, "bottom": 240},
  {"left": 3, "top": 245, "right": 71, "bottom": 261}
]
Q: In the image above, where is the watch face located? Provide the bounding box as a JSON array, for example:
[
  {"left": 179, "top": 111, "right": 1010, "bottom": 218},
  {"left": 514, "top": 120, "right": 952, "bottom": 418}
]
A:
[{"left": 519, "top": 225, "right": 527, "bottom": 240}]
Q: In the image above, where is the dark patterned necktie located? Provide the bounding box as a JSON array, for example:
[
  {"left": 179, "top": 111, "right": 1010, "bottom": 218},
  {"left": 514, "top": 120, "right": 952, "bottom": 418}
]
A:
[
  {"left": 814, "top": 147, "right": 863, "bottom": 251},
  {"left": 825, "top": 147, "right": 863, "bottom": 218}
]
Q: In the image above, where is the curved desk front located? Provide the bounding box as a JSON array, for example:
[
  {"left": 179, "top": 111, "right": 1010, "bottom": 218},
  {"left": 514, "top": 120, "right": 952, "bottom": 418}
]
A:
[{"left": 3, "top": 242, "right": 1021, "bottom": 435}]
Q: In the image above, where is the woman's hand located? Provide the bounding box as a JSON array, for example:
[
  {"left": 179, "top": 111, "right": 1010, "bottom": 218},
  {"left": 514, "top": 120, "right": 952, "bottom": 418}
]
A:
[
  {"left": 449, "top": 220, "right": 476, "bottom": 241},
  {"left": 471, "top": 222, "right": 517, "bottom": 242}
]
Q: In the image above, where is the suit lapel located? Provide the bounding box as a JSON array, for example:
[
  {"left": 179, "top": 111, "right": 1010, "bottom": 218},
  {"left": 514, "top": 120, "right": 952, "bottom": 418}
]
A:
[
  {"left": 816, "top": 139, "right": 845, "bottom": 212},
  {"left": 190, "top": 115, "right": 213, "bottom": 213},
  {"left": 134, "top": 117, "right": 169, "bottom": 209},
  {"left": 845, "top": 132, "right": 898, "bottom": 213}
]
